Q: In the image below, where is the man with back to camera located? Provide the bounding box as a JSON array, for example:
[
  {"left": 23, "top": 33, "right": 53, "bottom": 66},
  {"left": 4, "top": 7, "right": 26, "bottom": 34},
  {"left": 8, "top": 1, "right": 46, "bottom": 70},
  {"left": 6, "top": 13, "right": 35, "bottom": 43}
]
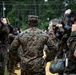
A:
[{"left": 8, "top": 15, "right": 57, "bottom": 75}]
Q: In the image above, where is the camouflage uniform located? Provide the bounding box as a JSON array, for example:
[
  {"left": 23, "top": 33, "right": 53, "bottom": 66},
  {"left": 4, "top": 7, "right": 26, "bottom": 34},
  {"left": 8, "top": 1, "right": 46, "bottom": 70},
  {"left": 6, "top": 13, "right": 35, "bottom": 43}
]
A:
[
  {"left": 0, "top": 21, "right": 10, "bottom": 75},
  {"left": 9, "top": 15, "right": 56, "bottom": 75},
  {"left": 63, "top": 31, "right": 76, "bottom": 75},
  {"left": 8, "top": 27, "right": 21, "bottom": 73}
]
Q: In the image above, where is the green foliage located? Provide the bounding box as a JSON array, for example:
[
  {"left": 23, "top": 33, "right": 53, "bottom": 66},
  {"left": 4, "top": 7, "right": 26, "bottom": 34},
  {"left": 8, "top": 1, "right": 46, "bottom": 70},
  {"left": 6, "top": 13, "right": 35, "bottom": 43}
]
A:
[
  {"left": 0, "top": 0, "right": 76, "bottom": 29},
  {"left": 7, "top": 5, "right": 17, "bottom": 25},
  {"left": 21, "top": 24, "right": 28, "bottom": 30},
  {"left": 38, "top": 20, "right": 49, "bottom": 30}
]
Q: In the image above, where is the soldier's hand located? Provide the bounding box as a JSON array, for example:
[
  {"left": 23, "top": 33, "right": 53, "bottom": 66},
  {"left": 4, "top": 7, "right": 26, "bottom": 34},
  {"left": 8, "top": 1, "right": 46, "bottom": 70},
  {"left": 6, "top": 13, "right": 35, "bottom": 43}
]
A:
[
  {"left": 72, "top": 24, "right": 76, "bottom": 32},
  {"left": 1, "top": 18, "right": 7, "bottom": 24},
  {"left": 56, "top": 24, "right": 62, "bottom": 27},
  {"left": 74, "top": 50, "right": 76, "bottom": 57},
  {"left": 43, "top": 50, "right": 46, "bottom": 59},
  {"left": 43, "top": 55, "right": 46, "bottom": 59},
  {"left": 64, "top": 9, "right": 71, "bottom": 15}
]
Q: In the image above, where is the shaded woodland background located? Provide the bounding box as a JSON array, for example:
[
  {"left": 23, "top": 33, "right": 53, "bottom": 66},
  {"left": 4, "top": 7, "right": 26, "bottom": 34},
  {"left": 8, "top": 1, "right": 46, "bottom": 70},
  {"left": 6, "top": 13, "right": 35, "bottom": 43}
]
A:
[{"left": 0, "top": 0, "right": 76, "bottom": 30}]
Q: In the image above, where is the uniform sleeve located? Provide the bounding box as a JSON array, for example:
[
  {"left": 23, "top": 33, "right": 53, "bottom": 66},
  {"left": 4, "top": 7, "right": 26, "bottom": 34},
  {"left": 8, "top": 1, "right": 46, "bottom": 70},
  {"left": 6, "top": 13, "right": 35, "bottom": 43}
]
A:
[
  {"left": 70, "top": 31, "right": 76, "bottom": 37},
  {"left": 67, "top": 31, "right": 76, "bottom": 52},
  {"left": 8, "top": 35, "right": 20, "bottom": 72},
  {"left": 9, "top": 35, "right": 20, "bottom": 58},
  {"left": 10, "top": 35, "right": 20, "bottom": 52},
  {"left": 46, "top": 36, "right": 57, "bottom": 61},
  {"left": 47, "top": 36, "right": 56, "bottom": 51}
]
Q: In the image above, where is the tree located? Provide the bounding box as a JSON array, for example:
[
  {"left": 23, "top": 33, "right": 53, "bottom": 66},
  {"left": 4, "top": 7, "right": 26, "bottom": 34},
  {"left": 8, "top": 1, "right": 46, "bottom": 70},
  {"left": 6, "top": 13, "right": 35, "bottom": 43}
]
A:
[{"left": 0, "top": 0, "right": 76, "bottom": 29}]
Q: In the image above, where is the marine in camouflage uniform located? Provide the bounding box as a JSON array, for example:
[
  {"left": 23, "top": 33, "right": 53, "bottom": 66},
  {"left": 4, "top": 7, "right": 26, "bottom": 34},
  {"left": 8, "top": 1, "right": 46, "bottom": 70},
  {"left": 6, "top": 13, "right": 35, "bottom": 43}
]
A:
[
  {"left": 48, "top": 19, "right": 67, "bottom": 75},
  {"left": 43, "top": 19, "right": 61, "bottom": 75},
  {"left": 0, "top": 18, "right": 10, "bottom": 75},
  {"left": 63, "top": 26, "right": 76, "bottom": 75},
  {"left": 7, "top": 27, "right": 21, "bottom": 73},
  {"left": 8, "top": 15, "right": 57, "bottom": 75}
]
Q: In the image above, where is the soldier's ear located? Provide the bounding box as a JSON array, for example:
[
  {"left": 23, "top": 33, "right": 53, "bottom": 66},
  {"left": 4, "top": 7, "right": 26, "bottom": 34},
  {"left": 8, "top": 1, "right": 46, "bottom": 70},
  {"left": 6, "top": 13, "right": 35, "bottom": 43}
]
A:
[{"left": 72, "top": 24, "right": 76, "bottom": 32}]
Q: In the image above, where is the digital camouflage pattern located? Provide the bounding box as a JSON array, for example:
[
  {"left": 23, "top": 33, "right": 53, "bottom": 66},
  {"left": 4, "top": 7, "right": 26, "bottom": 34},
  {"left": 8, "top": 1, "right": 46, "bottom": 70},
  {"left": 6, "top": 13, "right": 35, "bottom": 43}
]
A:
[
  {"left": 65, "top": 31, "right": 76, "bottom": 74},
  {"left": 9, "top": 27, "right": 56, "bottom": 75},
  {"left": 0, "top": 20, "right": 11, "bottom": 75}
]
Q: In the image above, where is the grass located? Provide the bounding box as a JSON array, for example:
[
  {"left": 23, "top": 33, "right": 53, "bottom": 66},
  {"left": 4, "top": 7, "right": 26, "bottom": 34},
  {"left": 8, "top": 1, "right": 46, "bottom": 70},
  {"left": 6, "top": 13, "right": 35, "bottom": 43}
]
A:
[{"left": 4, "top": 66, "right": 8, "bottom": 75}]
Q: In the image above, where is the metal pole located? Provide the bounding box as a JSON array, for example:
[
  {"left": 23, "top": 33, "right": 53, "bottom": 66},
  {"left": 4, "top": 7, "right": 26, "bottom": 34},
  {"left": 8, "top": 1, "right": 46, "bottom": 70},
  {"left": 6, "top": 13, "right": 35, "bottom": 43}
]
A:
[
  {"left": 34, "top": 0, "right": 36, "bottom": 15},
  {"left": 3, "top": 1, "right": 5, "bottom": 17},
  {"left": 39, "top": 4, "right": 41, "bottom": 16},
  {"left": 18, "top": 4, "right": 19, "bottom": 27}
]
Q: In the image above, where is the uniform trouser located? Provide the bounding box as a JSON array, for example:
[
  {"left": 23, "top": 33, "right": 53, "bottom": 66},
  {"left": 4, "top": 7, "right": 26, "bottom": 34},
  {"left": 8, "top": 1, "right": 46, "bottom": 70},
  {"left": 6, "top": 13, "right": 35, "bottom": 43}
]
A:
[
  {"left": 0, "top": 62, "right": 5, "bottom": 75},
  {"left": 63, "top": 73, "right": 76, "bottom": 75},
  {"left": 21, "top": 69, "right": 45, "bottom": 75},
  {"left": 20, "top": 57, "right": 45, "bottom": 75}
]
